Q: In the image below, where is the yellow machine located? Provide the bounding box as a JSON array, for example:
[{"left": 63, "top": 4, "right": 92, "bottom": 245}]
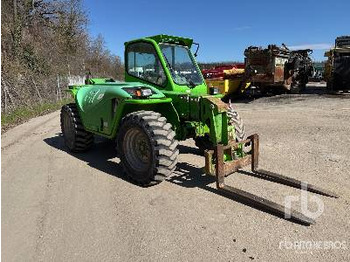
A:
[
  {"left": 324, "top": 36, "right": 350, "bottom": 92},
  {"left": 205, "top": 68, "right": 250, "bottom": 95}
]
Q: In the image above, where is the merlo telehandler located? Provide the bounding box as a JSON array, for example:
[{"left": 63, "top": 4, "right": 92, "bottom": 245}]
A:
[{"left": 61, "top": 35, "right": 337, "bottom": 225}]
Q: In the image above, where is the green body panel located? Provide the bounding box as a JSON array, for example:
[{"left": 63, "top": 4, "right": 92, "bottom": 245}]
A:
[
  {"left": 68, "top": 81, "right": 178, "bottom": 139},
  {"left": 66, "top": 35, "right": 235, "bottom": 146}
]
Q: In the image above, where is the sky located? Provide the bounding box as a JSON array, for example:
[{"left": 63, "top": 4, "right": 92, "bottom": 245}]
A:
[{"left": 83, "top": 0, "right": 349, "bottom": 62}]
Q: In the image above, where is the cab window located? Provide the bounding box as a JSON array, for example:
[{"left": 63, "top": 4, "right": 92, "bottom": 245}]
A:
[{"left": 126, "top": 42, "right": 166, "bottom": 86}]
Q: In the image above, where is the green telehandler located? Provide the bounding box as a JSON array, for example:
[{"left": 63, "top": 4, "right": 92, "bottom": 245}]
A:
[{"left": 61, "top": 35, "right": 337, "bottom": 225}]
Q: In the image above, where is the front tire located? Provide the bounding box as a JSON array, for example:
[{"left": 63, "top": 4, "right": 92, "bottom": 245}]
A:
[{"left": 117, "top": 111, "right": 179, "bottom": 186}]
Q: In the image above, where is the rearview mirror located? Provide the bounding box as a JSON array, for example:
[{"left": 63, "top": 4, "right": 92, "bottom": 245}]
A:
[{"left": 193, "top": 42, "right": 200, "bottom": 57}]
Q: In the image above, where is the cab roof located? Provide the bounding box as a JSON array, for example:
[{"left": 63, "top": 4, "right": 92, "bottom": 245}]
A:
[{"left": 125, "top": 34, "right": 194, "bottom": 48}]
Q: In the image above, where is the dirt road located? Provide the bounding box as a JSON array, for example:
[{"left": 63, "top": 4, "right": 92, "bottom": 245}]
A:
[{"left": 2, "top": 92, "right": 350, "bottom": 261}]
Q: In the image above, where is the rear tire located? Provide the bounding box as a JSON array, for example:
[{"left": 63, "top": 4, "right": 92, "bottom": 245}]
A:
[
  {"left": 117, "top": 111, "right": 179, "bottom": 186},
  {"left": 60, "top": 103, "right": 94, "bottom": 152}
]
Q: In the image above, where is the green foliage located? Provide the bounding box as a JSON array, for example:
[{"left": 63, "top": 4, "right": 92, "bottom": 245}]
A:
[{"left": 1, "top": 0, "right": 124, "bottom": 117}]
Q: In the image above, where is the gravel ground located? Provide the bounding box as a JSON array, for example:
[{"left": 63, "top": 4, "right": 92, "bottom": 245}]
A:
[{"left": 2, "top": 88, "right": 350, "bottom": 261}]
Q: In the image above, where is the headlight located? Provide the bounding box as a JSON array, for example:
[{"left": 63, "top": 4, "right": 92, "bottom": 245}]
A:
[
  {"left": 123, "top": 87, "right": 153, "bottom": 98},
  {"left": 135, "top": 88, "right": 152, "bottom": 97}
]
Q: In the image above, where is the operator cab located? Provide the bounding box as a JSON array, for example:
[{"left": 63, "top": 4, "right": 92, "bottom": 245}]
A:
[{"left": 125, "top": 35, "right": 206, "bottom": 93}]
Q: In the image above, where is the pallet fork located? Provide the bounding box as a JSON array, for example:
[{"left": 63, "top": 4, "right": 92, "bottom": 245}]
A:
[{"left": 204, "top": 134, "right": 338, "bottom": 225}]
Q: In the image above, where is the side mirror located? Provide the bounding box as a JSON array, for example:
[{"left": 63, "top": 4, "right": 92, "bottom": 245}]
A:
[{"left": 193, "top": 42, "right": 200, "bottom": 57}]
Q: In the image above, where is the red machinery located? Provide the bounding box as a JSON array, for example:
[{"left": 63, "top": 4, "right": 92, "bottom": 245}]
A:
[{"left": 202, "top": 64, "right": 245, "bottom": 79}]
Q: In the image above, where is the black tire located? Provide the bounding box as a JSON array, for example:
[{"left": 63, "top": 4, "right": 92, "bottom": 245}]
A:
[
  {"left": 60, "top": 103, "right": 94, "bottom": 152},
  {"left": 117, "top": 111, "right": 178, "bottom": 186},
  {"left": 227, "top": 101, "right": 246, "bottom": 141},
  {"left": 195, "top": 101, "right": 246, "bottom": 153},
  {"left": 290, "top": 82, "right": 301, "bottom": 94},
  {"left": 290, "top": 79, "right": 308, "bottom": 94}
]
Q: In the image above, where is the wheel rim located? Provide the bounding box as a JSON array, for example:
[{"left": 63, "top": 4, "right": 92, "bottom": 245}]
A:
[
  {"left": 63, "top": 111, "right": 75, "bottom": 145},
  {"left": 123, "top": 127, "right": 151, "bottom": 172}
]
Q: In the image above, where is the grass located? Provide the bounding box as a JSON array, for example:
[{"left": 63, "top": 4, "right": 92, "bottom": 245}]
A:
[{"left": 1, "top": 98, "right": 72, "bottom": 133}]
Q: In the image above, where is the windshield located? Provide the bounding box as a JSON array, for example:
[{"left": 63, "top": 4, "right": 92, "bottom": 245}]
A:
[{"left": 159, "top": 44, "right": 203, "bottom": 86}]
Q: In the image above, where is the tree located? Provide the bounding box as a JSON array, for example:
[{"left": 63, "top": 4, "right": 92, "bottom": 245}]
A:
[{"left": 1, "top": 0, "right": 124, "bottom": 113}]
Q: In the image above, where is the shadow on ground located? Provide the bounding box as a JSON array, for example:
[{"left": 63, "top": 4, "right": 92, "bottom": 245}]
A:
[
  {"left": 44, "top": 134, "right": 204, "bottom": 184},
  {"left": 168, "top": 162, "right": 311, "bottom": 225},
  {"left": 44, "top": 134, "right": 308, "bottom": 225},
  {"left": 44, "top": 134, "right": 127, "bottom": 181}
]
